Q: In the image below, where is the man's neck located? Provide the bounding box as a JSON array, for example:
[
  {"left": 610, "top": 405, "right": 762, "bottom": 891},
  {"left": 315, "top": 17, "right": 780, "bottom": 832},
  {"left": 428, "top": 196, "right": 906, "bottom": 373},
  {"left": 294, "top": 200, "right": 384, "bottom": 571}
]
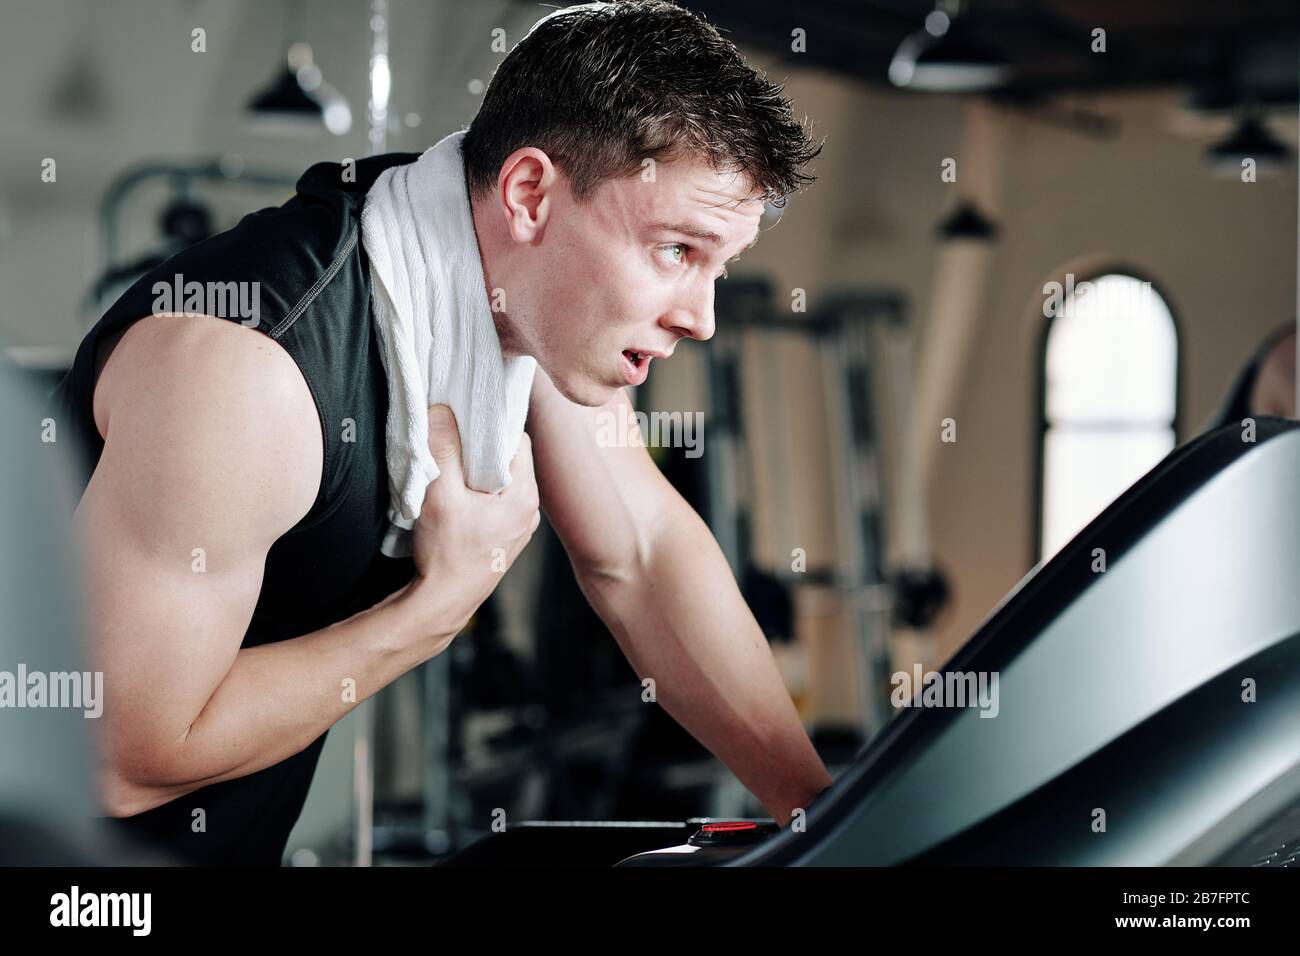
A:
[{"left": 469, "top": 193, "right": 527, "bottom": 360}]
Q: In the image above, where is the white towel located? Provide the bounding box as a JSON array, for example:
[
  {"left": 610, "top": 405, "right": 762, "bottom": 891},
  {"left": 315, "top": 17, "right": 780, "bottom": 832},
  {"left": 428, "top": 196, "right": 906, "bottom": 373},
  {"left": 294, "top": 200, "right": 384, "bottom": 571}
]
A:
[{"left": 361, "top": 130, "right": 537, "bottom": 559}]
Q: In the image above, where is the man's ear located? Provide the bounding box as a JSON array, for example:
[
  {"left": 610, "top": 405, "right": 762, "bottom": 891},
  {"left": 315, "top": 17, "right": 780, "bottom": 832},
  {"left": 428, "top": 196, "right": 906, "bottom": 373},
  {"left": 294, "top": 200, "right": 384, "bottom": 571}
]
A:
[{"left": 497, "top": 147, "right": 558, "bottom": 245}]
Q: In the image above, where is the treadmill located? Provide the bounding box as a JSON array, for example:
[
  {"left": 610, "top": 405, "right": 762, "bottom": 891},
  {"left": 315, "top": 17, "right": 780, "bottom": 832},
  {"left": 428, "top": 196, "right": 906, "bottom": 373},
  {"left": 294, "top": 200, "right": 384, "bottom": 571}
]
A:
[{"left": 443, "top": 419, "right": 1300, "bottom": 867}]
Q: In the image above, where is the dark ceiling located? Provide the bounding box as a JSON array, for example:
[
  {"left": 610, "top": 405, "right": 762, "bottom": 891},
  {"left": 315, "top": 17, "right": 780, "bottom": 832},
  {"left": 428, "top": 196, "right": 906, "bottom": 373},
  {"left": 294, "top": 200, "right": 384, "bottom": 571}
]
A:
[{"left": 682, "top": 0, "right": 1298, "bottom": 107}]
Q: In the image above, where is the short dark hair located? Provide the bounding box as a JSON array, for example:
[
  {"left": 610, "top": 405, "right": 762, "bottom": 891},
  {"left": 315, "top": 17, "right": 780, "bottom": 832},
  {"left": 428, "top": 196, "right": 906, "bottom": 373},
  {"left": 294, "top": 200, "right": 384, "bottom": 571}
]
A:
[{"left": 462, "top": 0, "right": 820, "bottom": 205}]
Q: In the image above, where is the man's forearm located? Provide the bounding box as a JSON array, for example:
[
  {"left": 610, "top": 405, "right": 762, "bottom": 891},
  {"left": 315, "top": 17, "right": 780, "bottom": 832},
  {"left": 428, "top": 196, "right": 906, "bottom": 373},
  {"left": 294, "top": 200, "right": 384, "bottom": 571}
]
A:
[
  {"left": 101, "top": 580, "right": 440, "bottom": 816},
  {"left": 575, "top": 508, "right": 832, "bottom": 826}
]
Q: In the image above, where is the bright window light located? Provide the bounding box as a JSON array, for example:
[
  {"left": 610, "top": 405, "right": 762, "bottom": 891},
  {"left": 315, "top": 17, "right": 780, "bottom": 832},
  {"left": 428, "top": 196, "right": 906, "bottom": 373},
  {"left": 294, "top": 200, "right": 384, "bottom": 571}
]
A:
[{"left": 1040, "top": 273, "right": 1178, "bottom": 560}]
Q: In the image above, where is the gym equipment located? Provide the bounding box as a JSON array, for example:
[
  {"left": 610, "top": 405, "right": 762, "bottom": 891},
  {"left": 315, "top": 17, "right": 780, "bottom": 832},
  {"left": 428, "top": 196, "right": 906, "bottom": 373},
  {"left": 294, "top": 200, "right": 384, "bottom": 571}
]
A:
[
  {"left": 703, "top": 279, "right": 946, "bottom": 739},
  {"left": 441, "top": 418, "right": 1300, "bottom": 866},
  {"left": 92, "top": 159, "right": 297, "bottom": 316}
]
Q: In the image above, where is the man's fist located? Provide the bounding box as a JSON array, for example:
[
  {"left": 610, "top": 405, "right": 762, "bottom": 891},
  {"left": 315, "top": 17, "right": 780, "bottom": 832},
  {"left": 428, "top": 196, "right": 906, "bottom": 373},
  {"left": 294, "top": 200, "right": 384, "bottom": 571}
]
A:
[{"left": 408, "top": 405, "right": 540, "bottom": 652}]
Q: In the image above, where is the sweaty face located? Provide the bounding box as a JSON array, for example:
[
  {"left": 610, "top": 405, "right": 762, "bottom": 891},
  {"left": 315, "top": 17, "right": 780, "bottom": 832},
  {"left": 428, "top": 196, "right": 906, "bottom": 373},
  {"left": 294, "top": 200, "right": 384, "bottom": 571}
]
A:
[{"left": 523, "top": 158, "right": 764, "bottom": 406}]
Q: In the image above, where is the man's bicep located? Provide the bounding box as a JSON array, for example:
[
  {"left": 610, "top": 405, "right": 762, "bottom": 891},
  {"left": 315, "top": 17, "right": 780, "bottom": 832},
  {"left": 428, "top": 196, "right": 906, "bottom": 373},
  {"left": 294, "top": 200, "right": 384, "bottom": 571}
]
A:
[
  {"left": 78, "top": 454, "right": 266, "bottom": 780},
  {"left": 76, "top": 325, "right": 322, "bottom": 779},
  {"left": 527, "top": 370, "right": 680, "bottom": 578}
]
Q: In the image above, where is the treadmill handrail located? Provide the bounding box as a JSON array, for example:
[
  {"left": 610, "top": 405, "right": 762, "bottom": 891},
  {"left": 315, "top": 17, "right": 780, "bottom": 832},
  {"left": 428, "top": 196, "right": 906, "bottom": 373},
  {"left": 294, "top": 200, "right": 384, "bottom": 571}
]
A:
[{"left": 733, "top": 417, "right": 1300, "bottom": 866}]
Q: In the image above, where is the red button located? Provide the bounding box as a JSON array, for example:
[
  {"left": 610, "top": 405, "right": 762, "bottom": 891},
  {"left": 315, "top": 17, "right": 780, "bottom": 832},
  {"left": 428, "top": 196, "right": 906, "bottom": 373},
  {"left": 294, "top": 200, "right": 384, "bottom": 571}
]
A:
[{"left": 700, "top": 822, "right": 759, "bottom": 833}]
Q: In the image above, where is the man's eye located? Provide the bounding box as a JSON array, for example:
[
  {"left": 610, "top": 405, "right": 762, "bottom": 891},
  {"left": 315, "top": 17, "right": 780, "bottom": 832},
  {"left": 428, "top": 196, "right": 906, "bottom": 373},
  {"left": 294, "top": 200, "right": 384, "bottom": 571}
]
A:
[{"left": 659, "top": 243, "right": 688, "bottom": 266}]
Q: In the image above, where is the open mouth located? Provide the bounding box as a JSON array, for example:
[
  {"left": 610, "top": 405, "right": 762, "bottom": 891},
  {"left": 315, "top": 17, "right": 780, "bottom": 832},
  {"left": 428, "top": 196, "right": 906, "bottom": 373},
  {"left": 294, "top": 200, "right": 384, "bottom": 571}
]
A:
[{"left": 620, "top": 349, "right": 650, "bottom": 386}]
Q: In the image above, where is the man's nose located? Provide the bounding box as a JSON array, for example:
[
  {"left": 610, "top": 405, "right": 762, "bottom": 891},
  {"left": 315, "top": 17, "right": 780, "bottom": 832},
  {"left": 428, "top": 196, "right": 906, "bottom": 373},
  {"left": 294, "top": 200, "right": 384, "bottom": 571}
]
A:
[{"left": 663, "top": 286, "right": 716, "bottom": 342}]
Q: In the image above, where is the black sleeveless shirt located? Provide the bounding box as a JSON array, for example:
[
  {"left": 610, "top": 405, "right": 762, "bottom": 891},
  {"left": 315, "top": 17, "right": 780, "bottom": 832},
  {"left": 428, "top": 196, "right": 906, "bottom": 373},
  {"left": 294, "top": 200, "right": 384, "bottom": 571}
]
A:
[{"left": 47, "top": 152, "right": 421, "bottom": 865}]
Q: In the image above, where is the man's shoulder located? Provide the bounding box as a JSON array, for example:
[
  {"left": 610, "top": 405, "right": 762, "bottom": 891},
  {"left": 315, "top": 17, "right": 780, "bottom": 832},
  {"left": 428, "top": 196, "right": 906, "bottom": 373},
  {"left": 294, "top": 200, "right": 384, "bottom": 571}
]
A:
[
  {"left": 92, "top": 313, "right": 324, "bottom": 535},
  {"left": 89, "top": 312, "right": 325, "bottom": 554},
  {"left": 96, "top": 314, "right": 322, "bottom": 453}
]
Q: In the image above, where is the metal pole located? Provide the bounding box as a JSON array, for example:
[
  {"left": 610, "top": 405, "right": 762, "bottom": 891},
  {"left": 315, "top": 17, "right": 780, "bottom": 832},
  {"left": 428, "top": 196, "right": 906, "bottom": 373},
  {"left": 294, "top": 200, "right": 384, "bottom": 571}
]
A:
[{"left": 352, "top": 0, "right": 390, "bottom": 870}]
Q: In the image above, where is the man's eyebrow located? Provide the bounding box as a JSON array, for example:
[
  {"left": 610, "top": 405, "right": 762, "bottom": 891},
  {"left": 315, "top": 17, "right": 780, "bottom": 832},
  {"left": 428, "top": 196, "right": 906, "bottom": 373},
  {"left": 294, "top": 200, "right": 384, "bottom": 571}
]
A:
[{"left": 652, "top": 221, "right": 724, "bottom": 245}]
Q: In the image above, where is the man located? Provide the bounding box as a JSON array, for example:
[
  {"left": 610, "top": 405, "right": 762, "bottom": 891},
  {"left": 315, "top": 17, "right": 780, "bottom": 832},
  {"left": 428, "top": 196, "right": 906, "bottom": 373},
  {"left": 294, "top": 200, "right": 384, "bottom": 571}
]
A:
[{"left": 49, "top": 0, "right": 832, "bottom": 865}]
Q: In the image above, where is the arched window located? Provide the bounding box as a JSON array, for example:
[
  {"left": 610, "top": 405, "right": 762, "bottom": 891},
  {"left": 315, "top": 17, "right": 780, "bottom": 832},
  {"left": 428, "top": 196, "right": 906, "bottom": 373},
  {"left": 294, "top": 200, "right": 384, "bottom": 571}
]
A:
[{"left": 1037, "top": 272, "right": 1179, "bottom": 560}]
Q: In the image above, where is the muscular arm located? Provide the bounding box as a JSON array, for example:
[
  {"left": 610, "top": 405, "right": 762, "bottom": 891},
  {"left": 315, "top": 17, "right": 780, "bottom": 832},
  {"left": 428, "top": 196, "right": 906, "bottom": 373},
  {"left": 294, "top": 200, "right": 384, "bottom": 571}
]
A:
[
  {"left": 81, "top": 316, "right": 436, "bottom": 817},
  {"left": 527, "top": 370, "right": 832, "bottom": 826}
]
